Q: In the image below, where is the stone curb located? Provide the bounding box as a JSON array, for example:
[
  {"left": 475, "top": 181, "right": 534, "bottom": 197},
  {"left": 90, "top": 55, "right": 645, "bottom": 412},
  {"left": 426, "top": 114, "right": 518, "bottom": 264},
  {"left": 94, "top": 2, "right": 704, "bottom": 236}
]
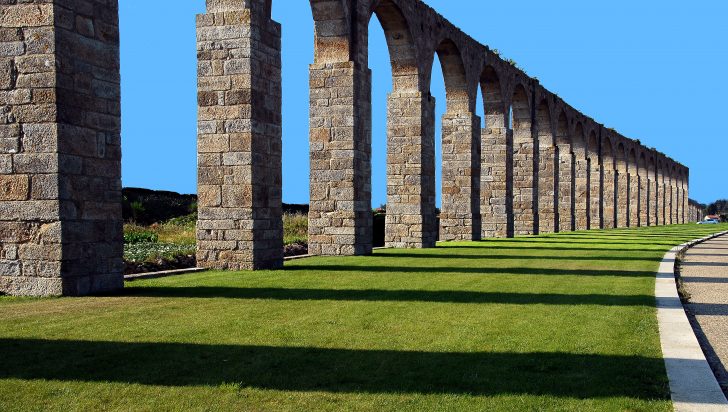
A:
[
  {"left": 657, "top": 230, "right": 728, "bottom": 412},
  {"left": 124, "top": 267, "right": 208, "bottom": 282}
]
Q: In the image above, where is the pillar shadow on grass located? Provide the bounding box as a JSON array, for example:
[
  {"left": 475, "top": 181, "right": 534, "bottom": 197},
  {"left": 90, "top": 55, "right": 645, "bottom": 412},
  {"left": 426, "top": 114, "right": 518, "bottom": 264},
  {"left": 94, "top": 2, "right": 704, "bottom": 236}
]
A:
[
  {"left": 0, "top": 338, "right": 669, "bottom": 399},
  {"left": 122, "top": 287, "right": 654, "bottom": 306},
  {"left": 435, "top": 245, "right": 670, "bottom": 252},
  {"left": 375, "top": 252, "right": 662, "bottom": 262},
  {"left": 285, "top": 265, "right": 656, "bottom": 278}
]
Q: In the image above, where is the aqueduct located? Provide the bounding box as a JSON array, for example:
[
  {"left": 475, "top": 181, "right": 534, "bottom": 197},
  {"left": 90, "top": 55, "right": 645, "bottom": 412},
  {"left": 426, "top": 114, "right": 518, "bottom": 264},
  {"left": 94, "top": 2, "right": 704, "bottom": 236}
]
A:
[{"left": 0, "top": 0, "right": 694, "bottom": 296}]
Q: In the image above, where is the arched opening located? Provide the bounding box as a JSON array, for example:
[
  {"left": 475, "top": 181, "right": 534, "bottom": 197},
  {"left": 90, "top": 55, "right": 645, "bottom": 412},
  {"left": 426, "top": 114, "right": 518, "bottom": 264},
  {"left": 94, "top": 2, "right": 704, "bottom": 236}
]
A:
[
  {"left": 432, "top": 40, "right": 480, "bottom": 241},
  {"left": 121, "top": 1, "right": 203, "bottom": 195},
  {"left": 586, "top": 131, "right": 600, "bottom": 229},
  {"left": 601, "top": 137, "right": 616, "bottom": 229},
  {"left": 511, "top": 84, "right": 535, "bottom": 235},
  {"left": 615, "top": 142, "right": 628, "bottom": 228},
  {"left": 480, "top": 66, "right": 510, "bottom": 238},
  {"left": 628, "top": 148, "right": 638, "bottom": 227},
  {"left": 367, "top": 1, "right": 433, "bottom": 248},
  {"left": 572, "top": 122, "right": 588, "bottom": 230},
  {"left": 555, "top": 112, "right": 572, "bottom": 232},
  {"left": 536, "top": 99, "right": 555, "bottom": 234}
]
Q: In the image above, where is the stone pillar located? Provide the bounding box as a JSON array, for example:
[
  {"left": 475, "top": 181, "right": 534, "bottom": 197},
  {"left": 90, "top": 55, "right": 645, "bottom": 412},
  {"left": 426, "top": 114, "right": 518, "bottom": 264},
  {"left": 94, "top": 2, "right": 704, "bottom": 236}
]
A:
[
  {"left": 677, "top": 183, "right": 684, "bottom": 224},
  {"left": 638, "top": 175, "right": 648, "bottom": 227},
  {"left": 385, "top": 92, "right": 436, "bottom": 248},
  {"left": 657, "top": 177, "right": 665, "bottom": 226},
  {"left": 588, "top": 159, "right": 601, "bottom": 229},
  {"left": 671, "top": 182, "right": 678, "bottom": 224},
  {"left": 481, "top": 127, "right": 511, "bottom": 238},
  {"left": 648, "top": 176, "right": 660, "bottom": 226},
  {"left": 573, "top": 156, "right": 588, "bottom": 230},
  {"left": 0, "top": 0, "right": 124, "bottom": 296},
  {"left": 682, "top": 181, "right": 688, "bottom": 223},
  {"left": 513, "top": 125, "right": 536, "bottom": 235},
  {"left": 309, "top": 62, "right": 372, "bottom": 255},
  {"left": 602, "top": 167, "right": 616, "bottom": 229},
  {"left": 665, "top": 180, "right": 673, "bottom": 225},
  {"left": 628, "top": 173, "right": 639, "bottom": 227},
  {"left": 440, "top": 112, "right": 480, "bottom": 241},
  {"left": 538, "top": 144, "right": 556, "bottom": 234},
  {"left": 557, "top": 145, "right": 573, "bottom": 232},
  {"left": 196, "top": 4, "right": 283, "bottom": 270},
  {"left": 616, "top": 170, "right": 629, "bottom": 228}
]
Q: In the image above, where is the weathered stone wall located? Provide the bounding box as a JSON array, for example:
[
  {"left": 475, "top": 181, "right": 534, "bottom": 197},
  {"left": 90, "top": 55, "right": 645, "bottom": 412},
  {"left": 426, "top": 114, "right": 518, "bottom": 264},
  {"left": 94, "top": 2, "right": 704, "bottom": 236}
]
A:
[{"left": 1, "top": 0, "right": 123, "bottom": 296}]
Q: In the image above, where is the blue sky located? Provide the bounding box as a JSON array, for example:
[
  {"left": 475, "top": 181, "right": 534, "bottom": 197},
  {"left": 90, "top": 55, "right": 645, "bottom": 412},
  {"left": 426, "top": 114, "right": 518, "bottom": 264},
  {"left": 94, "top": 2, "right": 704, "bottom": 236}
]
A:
[{"left": 120, "top": 0, "right": 728, "bottom": 205}]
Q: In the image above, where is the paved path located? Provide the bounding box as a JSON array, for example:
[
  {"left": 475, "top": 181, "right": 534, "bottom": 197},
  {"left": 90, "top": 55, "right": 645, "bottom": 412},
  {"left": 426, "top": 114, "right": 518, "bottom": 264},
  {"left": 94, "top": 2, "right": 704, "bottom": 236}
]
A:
[{"left": 682, "top": 234, "right": 728, "bottom": 396}]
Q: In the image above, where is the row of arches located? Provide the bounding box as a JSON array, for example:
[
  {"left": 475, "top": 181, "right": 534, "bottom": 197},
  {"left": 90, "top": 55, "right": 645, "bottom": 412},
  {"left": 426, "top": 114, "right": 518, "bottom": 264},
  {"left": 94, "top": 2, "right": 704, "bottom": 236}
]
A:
[
  {"left": 0, "top": 0, "right": 692, "bottom": 297},
  {"left": 197, "top": 0, "right": 691, "bottom": 270}
]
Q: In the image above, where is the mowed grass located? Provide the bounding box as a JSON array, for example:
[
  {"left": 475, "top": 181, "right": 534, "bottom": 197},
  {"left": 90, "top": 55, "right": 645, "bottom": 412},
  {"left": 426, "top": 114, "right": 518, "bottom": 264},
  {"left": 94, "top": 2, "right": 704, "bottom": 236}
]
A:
[{"left": 1, "top": 224, "right": 727, "bottom": 411}]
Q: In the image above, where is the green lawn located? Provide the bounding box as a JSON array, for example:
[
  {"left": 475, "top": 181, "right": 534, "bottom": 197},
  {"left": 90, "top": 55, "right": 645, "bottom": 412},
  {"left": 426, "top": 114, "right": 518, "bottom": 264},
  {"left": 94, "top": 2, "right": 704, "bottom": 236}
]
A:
[{"left": 2, "top": 224, "right": 727, "bottom": 411}]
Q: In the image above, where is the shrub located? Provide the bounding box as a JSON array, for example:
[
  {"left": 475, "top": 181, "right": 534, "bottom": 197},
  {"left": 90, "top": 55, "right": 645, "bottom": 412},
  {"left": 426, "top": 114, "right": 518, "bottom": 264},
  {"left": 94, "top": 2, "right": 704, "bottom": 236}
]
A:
[
  {"left": 124, "top": 242, "right": 195, "bottom": 263},
  {"left": 283, "top": 213, "right": 308, "bottom": 245},
  {"left": 123, "top": 224, "right": 159, "bottom": 244}
]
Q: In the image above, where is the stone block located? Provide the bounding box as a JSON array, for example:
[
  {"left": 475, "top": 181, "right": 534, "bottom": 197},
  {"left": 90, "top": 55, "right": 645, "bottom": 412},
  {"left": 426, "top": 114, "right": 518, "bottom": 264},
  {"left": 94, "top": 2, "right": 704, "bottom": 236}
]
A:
[{"left": 0, "top": 174, "right": 29, "bottom": 201}]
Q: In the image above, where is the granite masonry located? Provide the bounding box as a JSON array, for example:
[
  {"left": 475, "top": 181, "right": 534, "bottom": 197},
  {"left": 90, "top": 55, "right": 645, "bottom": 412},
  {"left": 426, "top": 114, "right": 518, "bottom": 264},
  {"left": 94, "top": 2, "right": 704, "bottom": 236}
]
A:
[{"left": 1, "top": 0, "right": 693, "bottom": 296}]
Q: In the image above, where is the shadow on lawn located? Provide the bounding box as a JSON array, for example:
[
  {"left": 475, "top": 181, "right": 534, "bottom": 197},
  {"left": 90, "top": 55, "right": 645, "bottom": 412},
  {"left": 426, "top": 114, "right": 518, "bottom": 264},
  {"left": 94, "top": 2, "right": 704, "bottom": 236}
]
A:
[
  {"left": 123, "top": 287, "right": 654, "bottom": 306},
  {"left": 285, "top": 265, "right": 655, "bottom": 277},
  {"left": 436, "top": 245, "right": 669, "bottom": 252},
  {"left": 0, "top": 338, "right": 669, "bottom": 399},
  {"left": 376, "top": 252, "right": 662, "bottom": 262}
]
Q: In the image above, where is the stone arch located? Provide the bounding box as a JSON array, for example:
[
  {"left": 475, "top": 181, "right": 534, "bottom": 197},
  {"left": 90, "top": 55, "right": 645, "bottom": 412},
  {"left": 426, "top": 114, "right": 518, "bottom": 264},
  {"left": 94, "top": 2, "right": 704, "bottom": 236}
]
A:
[
  {"left": 537, "top": 99, "right": 553, "bottom": 148},
  {"left": 480, "top": 65, "right": 511, "bottom": 238},
  {"left": 556, "top": 112, "right": 570, "bottom": 147},
  {"left": 309, "top": 0, "right": 352, "bottom": 63},
  {"left": 433, "top": 39, "right": 470, "bottom": 113},
  {"left": 587, "top": 131, "right": 599, "bottom": 161},
  {"left": 511, "top": 84, "right": 532, "bottom": 135},
  {"left": 481, "top": 66, "right": 506, "bottom": 128},
  {"left": 556, "top": 111, "right": 573, "bottom": 232},
  {"left": 602, "top": 137, "right": 615, "bottom": 172},
  {"left": 511, "top": 83, "right": 536, "bottom": 235},
  {"left": 369, "top": 0, "right": 420, "bottom": 92},
  {"left": 628, "top": 148, "right": 637, "bottom": 176}
]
